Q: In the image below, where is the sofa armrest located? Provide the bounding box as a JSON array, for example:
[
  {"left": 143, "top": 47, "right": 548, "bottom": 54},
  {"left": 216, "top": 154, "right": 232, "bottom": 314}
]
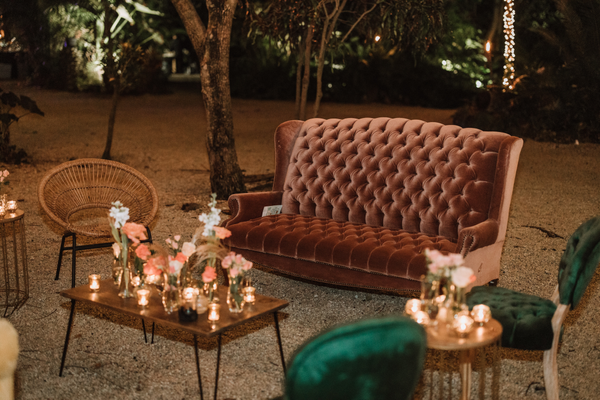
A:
[
  {"left": 456, "top": 219, "right": 500, "bottom": 256},
  {"left": 224, "top": 191, "right": 284, "bottom": 227}
]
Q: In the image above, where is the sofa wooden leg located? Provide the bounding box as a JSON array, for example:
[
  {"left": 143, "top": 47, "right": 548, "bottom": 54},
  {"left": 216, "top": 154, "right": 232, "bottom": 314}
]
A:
[{"left": 488, "top": 279, "right": 499, "bottom": 287}]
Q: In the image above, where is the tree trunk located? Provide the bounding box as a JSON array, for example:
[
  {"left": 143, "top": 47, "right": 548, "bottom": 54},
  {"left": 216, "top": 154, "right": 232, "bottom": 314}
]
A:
[
  {"left": 299, "top": 23, "right": 314, "bottom": 121},
  {"left": 313, "top": 0, "right": 347, "bottom": 118},
  {"left": 294, "top": 36, "right": 306, "bottom": 120},
  {"left": 171, "top": 0, "right": 246, "bottom": 199},
  {"left": 102, "top": 80, "right": 120, "bottom": 160}
]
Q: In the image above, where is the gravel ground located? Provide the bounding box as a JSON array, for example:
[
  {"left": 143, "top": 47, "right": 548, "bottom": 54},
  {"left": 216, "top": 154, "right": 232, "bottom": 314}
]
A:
[{"left": 2, "top": 81, "right": 600, "bottom": 399}]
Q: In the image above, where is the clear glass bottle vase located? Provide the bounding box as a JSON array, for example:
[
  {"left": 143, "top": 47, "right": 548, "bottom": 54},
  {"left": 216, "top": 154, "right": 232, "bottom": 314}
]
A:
[{"left": 162, "top": 272, "right": 180, "bottom": 314}]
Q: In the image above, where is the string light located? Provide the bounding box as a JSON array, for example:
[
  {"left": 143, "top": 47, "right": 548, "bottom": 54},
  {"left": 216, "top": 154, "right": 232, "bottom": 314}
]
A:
[{"left": 502, "top": 0, "right": 515, "bottom": 90}]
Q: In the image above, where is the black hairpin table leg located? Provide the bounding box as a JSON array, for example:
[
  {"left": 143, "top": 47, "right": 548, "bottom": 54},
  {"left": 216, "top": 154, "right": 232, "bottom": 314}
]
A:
[
  {"left": 193, "top": 335, "right": 204, "bottom": 400},
  {"left": 142, "top": 319, "right": 148, "bottom": 343},
  {"left": 59, "top": 300, "right": 77, "bottom": 377},
  {"left": 273, "top": 311, "right": 286, "bottom": 375},
  {"left": 214, "top": 333, "right": 222, "bottom": 400},
  {"left": 151, "top": 322, "right": 155, "bottom": 344}
]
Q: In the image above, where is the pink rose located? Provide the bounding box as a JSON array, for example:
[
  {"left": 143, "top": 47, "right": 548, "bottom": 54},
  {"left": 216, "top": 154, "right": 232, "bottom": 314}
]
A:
[
  {"left": 202, "top": 266, "right": 217, "bottom": 283},
  {"left": 144, "top": 258, "right": 162, "bottom": 276},
  {"left": 175, "top": 252, "right": 187, "bottom": 263},
  {"left": 242, "top": 260, "right": 252, "bottom": 271},
  {"left": 214, "top": 227, "right": 232, "bottom": 239},
  {"left": 174, "top": 235, "right": 181, "bottom": 241},
  {"left": 451, "top": 266, "right": 476, "bottom": 288},
  {"left": 122, "top": 222, "right": 147, "bottom": 244},
  {"left": 229, "top": 267, "right": 239, "bottom": 278},
  {"left": 181, "top": 242, "right": 196, "bottom": 257},
  {"left": 165, "top": 238, "right": 172, "bottom": 245},
  {"left": 168, "top": 257, "right": 184, "bottom": 274},
  {"left": 135, "top": 244, "right": 151, "bottom": 260},
  {"left": 221, "top": 252, "right": 235, "bottom": 269},
  {"left": 112, "top": 243, "right": 121, "bottom": 258}
]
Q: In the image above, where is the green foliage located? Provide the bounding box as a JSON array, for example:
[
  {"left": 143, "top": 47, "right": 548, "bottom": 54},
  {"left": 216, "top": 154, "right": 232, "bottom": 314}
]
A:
[
  {"left": 455, "top": 0, "right": 600, "bottom": 143},
  {"left": 0, "top": 87, "right": 44, "bottom": 163}
]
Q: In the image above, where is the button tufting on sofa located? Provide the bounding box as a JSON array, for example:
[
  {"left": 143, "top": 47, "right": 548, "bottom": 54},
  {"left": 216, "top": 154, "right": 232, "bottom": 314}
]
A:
[{"left": 225, "top": 117, "right": 523, "bottom": 292}]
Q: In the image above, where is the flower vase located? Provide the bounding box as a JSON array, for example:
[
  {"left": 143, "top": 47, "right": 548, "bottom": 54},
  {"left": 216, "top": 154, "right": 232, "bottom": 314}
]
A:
[
  {"left": 118, "top": 264, "right": 134, "bottom": 298},
  {"left": 162, "top": 273, "right": 180, "bottom": 314},
  {"left": 112, "top": 257, "right": 123, "bottom": 286},
  {"left": 441, "top": 284, "right": 467, "bottom": 325},
  {"left": 226, "top": 275, "right": 245, "bottom": 313},
  {"left": 420, "top": 276, "right": 439, "bottom": 321}
]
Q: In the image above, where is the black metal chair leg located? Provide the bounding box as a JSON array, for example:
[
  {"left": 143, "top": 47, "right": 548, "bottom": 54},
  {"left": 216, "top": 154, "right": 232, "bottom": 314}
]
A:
[
  {"left": 214, "top": 333, "right": 222, "bottom": 400},
  {"left": 142, "top": 319, "right": 148, "bottom": 343},
  {"left": 273, "top": 312, "right": 286, "bottom": 375},
  {"left": 151, "top": 322, "right": 155, "bottom": 344},
  {"left": 194, "top": 335, "right": 204, "bottom": 400},
  {"left": 59, "top": 300, "right": 77, "bottom": 377},
  {"left": 71, "top": 234, "right": 77, "bottom": 288},
  {"left": 55, "top": 233, "right": 72, "bottom": 281}
]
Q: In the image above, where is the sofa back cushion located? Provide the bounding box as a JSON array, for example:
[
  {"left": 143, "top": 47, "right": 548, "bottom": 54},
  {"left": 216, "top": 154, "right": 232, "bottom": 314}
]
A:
[{"left": 281, "top": 117, "right": 510, "bottom": 241}]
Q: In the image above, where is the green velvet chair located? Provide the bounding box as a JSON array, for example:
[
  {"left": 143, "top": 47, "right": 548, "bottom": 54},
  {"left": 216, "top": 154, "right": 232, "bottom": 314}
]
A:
[
  {"left": 279, "top": 316, "right": 427, "bottom": 400},
  {"left": 467, "top": 215, "right": 600, "bottom": 400}
]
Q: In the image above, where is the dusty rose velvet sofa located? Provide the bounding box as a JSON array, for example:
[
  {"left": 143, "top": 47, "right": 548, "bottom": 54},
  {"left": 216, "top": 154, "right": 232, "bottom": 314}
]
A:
[{"left": 224, "top": 118, "right": 523, "bottom": 292}]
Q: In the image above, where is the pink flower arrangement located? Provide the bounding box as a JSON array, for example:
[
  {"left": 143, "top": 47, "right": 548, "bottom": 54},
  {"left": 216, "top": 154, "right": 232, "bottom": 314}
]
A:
[
  {"left": 424, "top": 249, "right": 475, "bottom": 288},
  {"left": 122, "top": 222, "right": 147, "bottom": 244},
  {"left": 135, "top": 244, "right": 151, "bottom": 260},
  {"left": 202, "top": 266, "right": 217, "bottom": 283},
  {"left": 214, "top": 226, "right": 232, "bottom": 239}
]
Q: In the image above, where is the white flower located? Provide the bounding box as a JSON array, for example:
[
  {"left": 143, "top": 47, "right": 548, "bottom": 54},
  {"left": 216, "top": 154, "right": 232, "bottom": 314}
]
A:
[
  {"left": 451, "top": 266, "right": 475, "bottom": 288},
  {"left": 169, "top": 258, "right": 184, "bottom": 275},
  {"left": 199, "top": 206, "right": 221, "bottom": 236},
  {"left": 109, "top": 201, "right": 130, "bottom": 229},
  {"left": 112, "top": 243, "right": 121, "bottom": 258},
  {"left": 181, "top": 242, "right": 196, "bottom": 257}
]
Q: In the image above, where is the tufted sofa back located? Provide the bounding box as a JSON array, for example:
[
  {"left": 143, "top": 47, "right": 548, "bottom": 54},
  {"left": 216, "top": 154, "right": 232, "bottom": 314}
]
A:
[{"left": 280, "top": 118, "right": 515, "bottom": 242}]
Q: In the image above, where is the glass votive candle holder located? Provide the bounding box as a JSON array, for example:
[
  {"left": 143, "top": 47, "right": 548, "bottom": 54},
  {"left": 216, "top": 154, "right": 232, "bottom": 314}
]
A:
[
  {"left": 89, "top": 274, "right": 101, "bottom": 292},
  {"left": 405, "top": 298, "right": 422, "bottom": 316},
  {"left": 179, "top": 287, "right": 198, "bottom": 322},
  {"left": 0, "top": 205, "right": 5, "bottom": 217},
  {"left": 131, "top": 275, "right": 141, "bottom": 288},
  {"left": 243, "top": 287, "right": 256, "bottom": 305},
  {"left": 453, "top": 313, "right": 475, "bottom": 337},
  {"left": 471, "top": 304, "right": 491, "bottom": 325},
  {"left": 412, "top": 310, "right": 431, "bottom": 326},
  {"left": 136, "top": 289, "right": 150, "bottom": 308},
  {"left": 207, "top": 302, "right": 220, "bottom": 322},
  {"left": 6, "top": 200, "right": 17, "bottom": 212}
]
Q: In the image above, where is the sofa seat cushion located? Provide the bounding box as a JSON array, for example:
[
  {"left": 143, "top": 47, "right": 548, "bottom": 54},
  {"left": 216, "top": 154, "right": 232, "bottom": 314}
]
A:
[
  {"left": 467, "top": 286, "right": 558, "bottom": 351},
  {"left": 226, "top": 214, "right": 457, "bottom": 280}
]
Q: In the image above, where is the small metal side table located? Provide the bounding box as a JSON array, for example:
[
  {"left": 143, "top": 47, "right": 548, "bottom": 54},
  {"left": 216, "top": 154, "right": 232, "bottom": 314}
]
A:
[
  {"left": 426, "top": 319, "right": 503, "bottom": 400},
  {"left": 0, "top": 209, "right": 29, "bottom": 316}
]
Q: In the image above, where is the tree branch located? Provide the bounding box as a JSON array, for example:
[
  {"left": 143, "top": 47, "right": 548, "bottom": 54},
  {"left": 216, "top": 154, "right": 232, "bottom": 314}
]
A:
[
  {"left": 170, "top": 0, "right": 207, "bottom": 59},
  {"left": 340, "top": 1, "right": 379, "bottom": 43}
]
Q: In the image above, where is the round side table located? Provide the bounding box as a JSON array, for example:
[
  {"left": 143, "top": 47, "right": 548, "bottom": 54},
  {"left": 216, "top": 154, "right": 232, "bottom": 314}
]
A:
[
  {"left": 0, "top": 209, "right": 29, "bottom": 317},
  {"left": 426, "top": 318, "right": 502, "bottom": 400}
]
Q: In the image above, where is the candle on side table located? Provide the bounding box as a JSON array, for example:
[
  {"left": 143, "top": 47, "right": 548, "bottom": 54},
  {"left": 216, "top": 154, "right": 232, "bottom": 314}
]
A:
[
  {"left": 207, "top": 303, "right": 220, "bottom": 322},
  {"left": 471, "top": 304, "right": 491, "bottom": 325},
  {"left": 89, "top": 274, "right": 101, "bottom": 292},
  {"left": 405, "top": 298, "right": 421, "bottom": 316},
  {"left": 179, "top": 287, "right": 198, "bottom": 322},
  {"left": 137, "top": 289, "right": 150, "bottom": 308},
  {"left": 243, "top": 287, "right": 256, "bottom": 305}
]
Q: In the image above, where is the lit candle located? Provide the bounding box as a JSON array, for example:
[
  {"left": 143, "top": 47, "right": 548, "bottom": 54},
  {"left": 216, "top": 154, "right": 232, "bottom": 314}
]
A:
[
  {"left": 6, "top": 201, "right": 17, "bottom": 212},
  {"left": 412, "top": 311, "right": 431, "bottom": 325},
  {"left": 137, "top": 289, "right": 150, "bottom": 308},
  {"left": 453, "top": 314, "right": 475, "bottom": 337},
  {"left": 0, "top": 205, "right": 5, "bottom": 216},
  {"left": 89, "top": 274, "right": 101, "bottom": 292},
  {"left": 405, "top": 298, "right": 421, "bottom": 316},
  {"left": 471, "top": 304, "right": 491, "bottom": 325},
  {"left": 207, "top": 303, "right": 220, "bottom": 322},
  {"left": 243, "top": 287, "right": 256, "bottom": 305},
  {"left": 179, "top": 287, "right": 198, "bottom": 322},
  {"left": 131, "top": 275, "right": 141, "bottom": 288}
]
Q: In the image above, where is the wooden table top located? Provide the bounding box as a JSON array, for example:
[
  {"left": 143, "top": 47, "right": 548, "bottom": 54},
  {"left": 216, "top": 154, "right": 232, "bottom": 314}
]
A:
[
  {"left": 426, "top": 318, "right": 503, "bottom": 351},
  {"left": 60, "top": 279, "right": 289, "bottom": 338},
  {"left": 0, "top": 209, "right": 23, "bottom": 223}
]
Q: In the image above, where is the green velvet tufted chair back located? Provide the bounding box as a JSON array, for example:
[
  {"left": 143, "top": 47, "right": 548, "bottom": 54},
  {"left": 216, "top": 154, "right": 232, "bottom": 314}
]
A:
[
  {"left": 283, "top": 316, "right": 427, "bottom": 400},
  {"left": 558, "top": 216, "right": 600, "bottom": 308}
]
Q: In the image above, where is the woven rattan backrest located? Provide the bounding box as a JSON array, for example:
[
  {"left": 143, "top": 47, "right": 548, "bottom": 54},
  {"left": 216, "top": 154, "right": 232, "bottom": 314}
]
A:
[{"left": 38, "top": 158, "right": 159, "bottom": 238}]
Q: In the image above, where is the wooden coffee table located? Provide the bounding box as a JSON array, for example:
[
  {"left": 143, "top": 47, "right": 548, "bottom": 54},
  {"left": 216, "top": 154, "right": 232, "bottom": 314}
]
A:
[
  {"left": 59, "top": 280, "right": 289, "bottom": 400},
  {"left": 426, "top": 319, "right": 502, "bottom": 400}
]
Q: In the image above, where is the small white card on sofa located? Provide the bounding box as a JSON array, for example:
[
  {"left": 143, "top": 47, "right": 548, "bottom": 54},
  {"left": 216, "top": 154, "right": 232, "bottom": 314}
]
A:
[{"left": 262, "top": 205, "right": 282, "bottom": 216}]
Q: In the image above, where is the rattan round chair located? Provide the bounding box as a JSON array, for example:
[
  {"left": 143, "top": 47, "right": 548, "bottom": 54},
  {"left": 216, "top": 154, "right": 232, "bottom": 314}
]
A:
[{"left": 38, "top": 158, "right": 159, "bottom": 288}]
